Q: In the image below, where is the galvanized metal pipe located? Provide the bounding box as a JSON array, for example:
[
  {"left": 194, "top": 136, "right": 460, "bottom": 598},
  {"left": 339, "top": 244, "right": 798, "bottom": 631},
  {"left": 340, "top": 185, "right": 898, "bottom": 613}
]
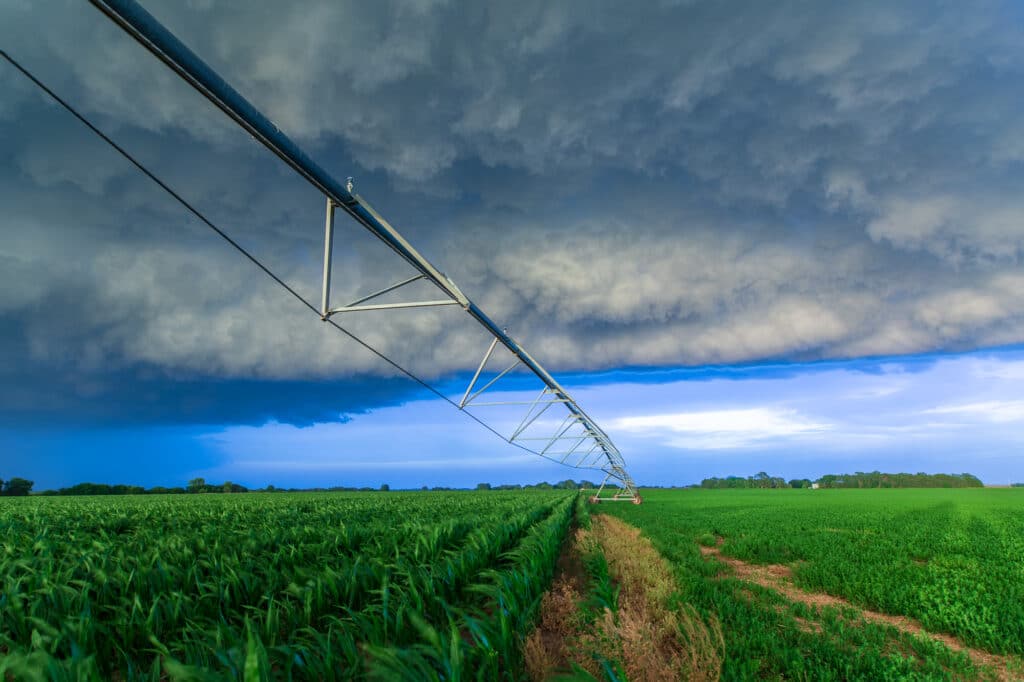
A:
[
  {"left": 88, "top": 0, "right": 636, "bottom": 496},
  {"left": 321, "top": 197, "right": 334, "bottom": 317}
]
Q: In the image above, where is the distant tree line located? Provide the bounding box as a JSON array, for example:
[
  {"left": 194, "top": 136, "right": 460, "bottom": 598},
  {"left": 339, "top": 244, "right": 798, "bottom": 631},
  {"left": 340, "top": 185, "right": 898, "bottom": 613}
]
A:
[
  {"left": 34, "top": 478, "right": 250, "bottom": 496},
  {"left": 259, "top": 480, "right": 603, "bottom": 492},
  {"left": 7, "top": 471, "right": 996, "bottom": 496},
  {"left": 700, "top": 471, "right": 984, "bottom": 489},
  {"left": 0, "top": 477, "right": 34, "bottom": 496},
  {"left": 816, "top": 472, "right": 983, "bottom": 488},
  {"left": 17, "top": 476, "right": 608, "bottom": 497},
  {"left": 38, "top": 483, "right": 177, "bottom": 496},
  {"left": 699, "top": 472, "right": 789, "bottom": 489},
  {"left": 473, "top": 479, "right": 598, "bottom": 491},
  {"left": 186, "top": 478, "right": 250, "bottom": 494}
]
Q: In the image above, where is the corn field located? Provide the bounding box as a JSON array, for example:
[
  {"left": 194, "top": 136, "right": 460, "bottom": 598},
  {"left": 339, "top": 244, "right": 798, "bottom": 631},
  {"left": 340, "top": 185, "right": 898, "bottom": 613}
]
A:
[
  {"left": 6, "top": 488, "right": 1022, "bottom": 681},
  {"left": 0, "top": 491, "right": 573, "bottom": 680}
]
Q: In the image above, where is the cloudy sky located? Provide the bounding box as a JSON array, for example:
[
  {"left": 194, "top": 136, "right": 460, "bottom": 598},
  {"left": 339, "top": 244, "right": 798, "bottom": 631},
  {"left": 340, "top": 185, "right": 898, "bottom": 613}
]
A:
[{"left": 2, "top": 0, "right": 1024, "bottom": 489}]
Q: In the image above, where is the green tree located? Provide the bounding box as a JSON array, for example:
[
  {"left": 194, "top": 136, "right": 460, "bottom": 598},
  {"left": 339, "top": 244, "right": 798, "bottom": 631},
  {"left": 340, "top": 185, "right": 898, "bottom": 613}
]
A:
[
  {"left": 187, "top": 477, "right": 206, "bottom": 494},
  {"left": 3, "top": 477, "right": 34, "bottom": 496},
  {"left": 812, "top": 471, "right": 982, "bottom": 489},
  {"left": 475, "top": 482, "right": 491, "bottom": 490},
  {"left": 380, "top": 483, "right": 390, "bottom": 491}
]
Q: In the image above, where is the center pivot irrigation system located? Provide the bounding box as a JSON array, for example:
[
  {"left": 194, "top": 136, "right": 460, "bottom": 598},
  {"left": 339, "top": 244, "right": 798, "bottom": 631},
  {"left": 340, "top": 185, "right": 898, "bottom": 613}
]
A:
[{"left": 88, "top": 0, "right": 640, "bottom": 503}]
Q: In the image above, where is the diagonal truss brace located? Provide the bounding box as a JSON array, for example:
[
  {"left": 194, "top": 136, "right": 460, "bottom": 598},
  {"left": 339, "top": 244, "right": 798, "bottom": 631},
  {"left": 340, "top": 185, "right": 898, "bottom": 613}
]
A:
[
  {"left": 455, "top": 341, "right": 640, "bottom": 502},
  {"left": 321, "top": 199, "right": 460, "bottom": 318}
]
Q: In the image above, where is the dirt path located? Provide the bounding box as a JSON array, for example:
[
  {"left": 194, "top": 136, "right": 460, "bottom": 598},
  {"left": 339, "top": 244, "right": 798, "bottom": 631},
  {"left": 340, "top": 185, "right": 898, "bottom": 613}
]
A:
[
  {"left": 525, "top": 517, "right": 722, "bottom": 681},
  {"left": 699, "top": 542, "right": 1023, "bottom": 681}
]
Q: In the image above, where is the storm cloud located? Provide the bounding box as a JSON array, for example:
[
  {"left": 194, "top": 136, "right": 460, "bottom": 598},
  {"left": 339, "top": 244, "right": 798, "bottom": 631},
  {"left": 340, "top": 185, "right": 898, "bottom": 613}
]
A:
[{"left": 3, "top": 0, "right": 1024, "bottom": 426}]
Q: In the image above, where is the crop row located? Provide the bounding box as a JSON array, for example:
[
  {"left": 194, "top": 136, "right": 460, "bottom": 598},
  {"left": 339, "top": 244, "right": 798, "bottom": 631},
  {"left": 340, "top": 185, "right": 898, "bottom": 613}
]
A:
[
  {"left": 602, "top": 488, "right": 1024, "bottom": 679},
  {"left": 0, "top": 491, "right": 572, "bottom": 680}
]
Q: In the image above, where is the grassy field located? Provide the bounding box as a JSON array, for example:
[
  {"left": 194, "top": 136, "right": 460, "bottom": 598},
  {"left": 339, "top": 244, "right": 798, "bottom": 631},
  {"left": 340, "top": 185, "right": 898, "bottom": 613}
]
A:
[
  {"left": 601, "top": 488, "right": 1024, "bottom": 681},
  {"left": 2, "top": 488, "right": 1022, "bottom": 680}
]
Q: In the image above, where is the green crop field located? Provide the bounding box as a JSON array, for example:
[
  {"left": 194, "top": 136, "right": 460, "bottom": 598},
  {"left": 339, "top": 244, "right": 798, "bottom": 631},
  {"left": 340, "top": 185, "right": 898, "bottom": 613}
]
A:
[
  {"left": 2, "top": 488, "right": 1023, "bottom": 680},
  {"left": 601, "top": 488, "right": 1024, "bottom": 681},
  {"left": 0, "top": 491, "right": 574, "bottom": 680}
]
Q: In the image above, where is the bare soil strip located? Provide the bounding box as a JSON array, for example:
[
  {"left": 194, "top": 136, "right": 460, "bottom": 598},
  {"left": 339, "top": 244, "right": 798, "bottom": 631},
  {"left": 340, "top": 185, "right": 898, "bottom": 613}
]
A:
[
  {"left": 525, "top": 516, "right": 722, "bottom": 681},
  {"left": 699, "top": 543, "right": 1024, "bottom": 681},
  {"left": 592, "top": 516, "right": 723, "bottom": 681}
]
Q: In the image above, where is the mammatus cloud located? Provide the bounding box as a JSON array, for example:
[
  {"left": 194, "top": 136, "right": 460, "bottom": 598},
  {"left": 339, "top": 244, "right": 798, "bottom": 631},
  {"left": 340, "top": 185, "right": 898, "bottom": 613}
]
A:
[{"left": 2, "top": 0, "right": 1024, "bottom": 426}]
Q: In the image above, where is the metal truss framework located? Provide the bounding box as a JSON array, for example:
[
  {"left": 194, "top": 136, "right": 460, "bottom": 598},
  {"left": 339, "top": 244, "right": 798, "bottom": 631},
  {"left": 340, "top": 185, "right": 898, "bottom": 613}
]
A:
[{"left": 90, "top": 0, "right": 640, "bottom": 502}]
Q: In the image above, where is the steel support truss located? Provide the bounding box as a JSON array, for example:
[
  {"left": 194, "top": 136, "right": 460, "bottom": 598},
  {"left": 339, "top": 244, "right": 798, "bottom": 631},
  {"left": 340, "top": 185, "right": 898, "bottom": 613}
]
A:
[
  {"left": 90, "top": 0, "right": 640, "bottom": 503},
  {"left": 319, "top": 199, "right": 638, "bottom": 502},
  {"left": 454, "top": 342, "right": 639, "bottom": 502}
]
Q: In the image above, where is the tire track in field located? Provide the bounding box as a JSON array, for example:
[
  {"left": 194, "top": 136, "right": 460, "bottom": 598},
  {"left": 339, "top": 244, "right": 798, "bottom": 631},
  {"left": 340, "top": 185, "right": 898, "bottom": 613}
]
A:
[{"left": 698, "top": 542, "right": 1024, "bottom": 682}]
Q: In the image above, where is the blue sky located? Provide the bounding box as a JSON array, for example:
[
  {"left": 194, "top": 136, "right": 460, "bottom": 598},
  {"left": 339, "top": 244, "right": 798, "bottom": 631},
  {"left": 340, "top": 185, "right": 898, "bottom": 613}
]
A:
[
  {"left": 198, "top": 348, "right": 1024, "bottom": 487},
  {"left": 4, "top": 348, "right": 1023, "bottom": 489},
  {"left": 3, "top": 1, "right": 1024, "bottom": 489}
]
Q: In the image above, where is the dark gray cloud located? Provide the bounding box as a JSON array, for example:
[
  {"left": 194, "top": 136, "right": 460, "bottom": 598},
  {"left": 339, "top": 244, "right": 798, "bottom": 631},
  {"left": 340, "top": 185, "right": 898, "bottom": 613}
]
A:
[{"left": 2, "top": 0, "right": 1024, "bottom": 425}]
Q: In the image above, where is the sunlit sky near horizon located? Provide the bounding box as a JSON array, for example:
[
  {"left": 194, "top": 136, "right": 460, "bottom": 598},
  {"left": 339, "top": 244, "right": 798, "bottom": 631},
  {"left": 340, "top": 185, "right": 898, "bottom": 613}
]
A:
[
  {"left": 5, "top": 348, "right": 1024, "bottom": 489},
  {"left": 199, "top": 349, "right": 1024, "bottom": 487},
  {"left": 3, "top": 1, "right": 1024, "bottom": 490}
]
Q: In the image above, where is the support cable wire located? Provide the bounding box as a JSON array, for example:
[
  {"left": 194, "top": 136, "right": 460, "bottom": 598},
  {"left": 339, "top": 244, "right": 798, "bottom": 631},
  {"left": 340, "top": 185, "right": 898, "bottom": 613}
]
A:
[
  {"left": 2, "top": 50, "right": 638, "bottom": 493},
  {"left": 0, "top": 49, "right": 584, "bottom": 468},
  {"left": 83, "top": 0, "right": 637, "bottom": 502}
]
